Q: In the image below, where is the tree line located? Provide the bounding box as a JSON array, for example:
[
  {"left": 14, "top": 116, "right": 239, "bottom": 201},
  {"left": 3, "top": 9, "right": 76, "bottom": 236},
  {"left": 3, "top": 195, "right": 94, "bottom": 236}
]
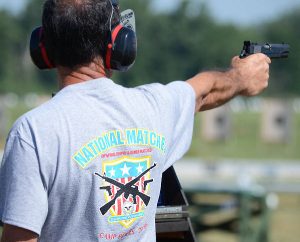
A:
[{"left": 0, "top": 0, "right": 299, "bottom": 96}]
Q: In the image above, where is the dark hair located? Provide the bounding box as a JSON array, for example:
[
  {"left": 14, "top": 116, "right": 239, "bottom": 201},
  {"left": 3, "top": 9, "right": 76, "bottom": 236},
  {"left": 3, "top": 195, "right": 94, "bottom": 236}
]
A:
[{"left": 42, "top": 0, "right": 120, "bottom": 68}]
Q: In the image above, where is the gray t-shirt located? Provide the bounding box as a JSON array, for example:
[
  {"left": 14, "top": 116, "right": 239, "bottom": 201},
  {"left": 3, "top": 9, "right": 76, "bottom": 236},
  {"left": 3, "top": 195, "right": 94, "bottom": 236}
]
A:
[{"left": 0, "top": 78, "right": 195, "bottom": 242}]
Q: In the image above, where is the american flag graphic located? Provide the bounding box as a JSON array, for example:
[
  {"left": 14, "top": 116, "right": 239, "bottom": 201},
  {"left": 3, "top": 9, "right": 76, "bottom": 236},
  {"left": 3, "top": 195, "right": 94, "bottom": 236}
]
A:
[{"left": 101, "top": 156, "right": 152, "bottom": 227}]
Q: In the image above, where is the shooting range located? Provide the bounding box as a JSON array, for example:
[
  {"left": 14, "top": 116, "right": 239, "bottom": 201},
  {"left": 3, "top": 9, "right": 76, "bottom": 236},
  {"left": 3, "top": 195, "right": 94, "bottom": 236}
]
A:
[
  {"left": 261, "top": 99, "right": 292, "bottom": 143},
  {"left": 201, "top": 105, "right": 231, "bottom": 142},
  {"left": 0, "top": 0, "right": 300, "bottom": 242}
]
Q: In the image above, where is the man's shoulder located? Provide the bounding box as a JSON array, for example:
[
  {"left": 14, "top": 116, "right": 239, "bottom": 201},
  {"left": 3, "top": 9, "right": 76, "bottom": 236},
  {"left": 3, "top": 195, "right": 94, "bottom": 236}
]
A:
[
  {"left": 135, "top": 81, "right": 192, "bottom": 93},
  {"left": 134, "top": 81, "right": 194, "bottom": 102}
]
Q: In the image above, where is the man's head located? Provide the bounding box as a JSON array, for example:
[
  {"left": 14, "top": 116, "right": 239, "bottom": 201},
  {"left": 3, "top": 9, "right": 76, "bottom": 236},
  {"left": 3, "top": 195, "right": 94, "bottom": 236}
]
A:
[{"left": 42, "top": 0, "right": 120, "bottom": 69}]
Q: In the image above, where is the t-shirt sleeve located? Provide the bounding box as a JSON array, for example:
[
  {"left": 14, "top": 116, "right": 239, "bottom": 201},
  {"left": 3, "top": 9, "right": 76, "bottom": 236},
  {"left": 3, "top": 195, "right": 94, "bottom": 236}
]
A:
[
  {"left": 0, "top": 134, "right": 48, "bottom": 235},
  {"left": 138, "top": 81, "right": 196, "bottom": 171},
  {"left": 162, "top": 81, "right": 196, "bottom": 170}
]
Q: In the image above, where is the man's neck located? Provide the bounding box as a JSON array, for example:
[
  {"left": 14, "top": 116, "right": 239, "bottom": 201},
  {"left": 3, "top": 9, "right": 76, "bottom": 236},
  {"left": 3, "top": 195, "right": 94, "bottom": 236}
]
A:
[{"left": 57, "top": 59, "right": 109, "bottom": 89}]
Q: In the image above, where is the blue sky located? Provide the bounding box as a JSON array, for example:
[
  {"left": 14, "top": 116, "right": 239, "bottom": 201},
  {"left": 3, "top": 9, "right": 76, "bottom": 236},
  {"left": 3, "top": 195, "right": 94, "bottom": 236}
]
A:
[
  {"left": 0, "top": 0, "right": 25, "bottom": 14},
  {"left": 1, "top": 0, "right": 300, "bottom": 26},
  {"left": 152, "top": 0, "right": 300, "bottom": 26}
]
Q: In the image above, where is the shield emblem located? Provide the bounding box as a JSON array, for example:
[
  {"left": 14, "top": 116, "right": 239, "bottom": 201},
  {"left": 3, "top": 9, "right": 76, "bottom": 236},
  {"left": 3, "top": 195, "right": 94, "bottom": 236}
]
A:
[{"left": 101, "top": 156, "right": 153, "bottom": 228}]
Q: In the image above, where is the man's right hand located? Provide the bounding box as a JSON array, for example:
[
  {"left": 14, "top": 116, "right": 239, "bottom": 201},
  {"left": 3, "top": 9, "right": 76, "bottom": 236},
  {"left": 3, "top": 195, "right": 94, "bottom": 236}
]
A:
[{"left": 230, "top": 53, "right": 271, "bottom": 96}]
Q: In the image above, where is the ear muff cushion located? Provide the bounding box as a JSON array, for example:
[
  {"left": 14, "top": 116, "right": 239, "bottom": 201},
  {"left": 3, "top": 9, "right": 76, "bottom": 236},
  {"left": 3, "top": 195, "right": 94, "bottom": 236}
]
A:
[
  {"left": 110, "top": 27, "right": 137, "bottom": 72},
  {"left": 30, "top": 27, "right": 55, "bottom": 69}
]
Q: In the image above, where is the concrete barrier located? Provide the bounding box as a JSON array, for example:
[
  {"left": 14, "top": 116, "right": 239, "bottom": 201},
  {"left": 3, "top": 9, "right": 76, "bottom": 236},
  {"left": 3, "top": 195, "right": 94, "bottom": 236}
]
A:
[{"left": 174, "top": 158, "right": 300, "bottom": 193}]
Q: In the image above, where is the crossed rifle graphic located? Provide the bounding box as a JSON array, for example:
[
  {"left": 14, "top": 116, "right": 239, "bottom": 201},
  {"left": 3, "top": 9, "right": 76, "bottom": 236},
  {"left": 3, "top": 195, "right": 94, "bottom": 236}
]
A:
[{"left": 95, "top": 163, "right": 156, "bottom": 215}]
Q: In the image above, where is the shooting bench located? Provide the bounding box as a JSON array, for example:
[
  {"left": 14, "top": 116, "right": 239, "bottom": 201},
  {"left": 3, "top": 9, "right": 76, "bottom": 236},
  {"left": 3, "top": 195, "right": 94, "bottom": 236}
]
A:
[{"left": 184, "top": 184, "right": 271, "bottom": 242}]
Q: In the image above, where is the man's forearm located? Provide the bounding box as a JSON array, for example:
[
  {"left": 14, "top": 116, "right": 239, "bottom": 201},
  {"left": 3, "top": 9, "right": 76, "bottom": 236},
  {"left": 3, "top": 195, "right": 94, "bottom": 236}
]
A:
[
  {"left": 187, "top": 70, "right": 241, "bottom": 112},
  {"left": 187, "top": 54, "right": 271, "bottom": 112}
]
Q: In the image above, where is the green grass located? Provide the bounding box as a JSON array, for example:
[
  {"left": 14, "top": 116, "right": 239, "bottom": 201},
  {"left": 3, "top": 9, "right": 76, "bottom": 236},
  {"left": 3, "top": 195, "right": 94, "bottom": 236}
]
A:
[{"left": 188, "top": 112, "right": 300, "bottom": 160}]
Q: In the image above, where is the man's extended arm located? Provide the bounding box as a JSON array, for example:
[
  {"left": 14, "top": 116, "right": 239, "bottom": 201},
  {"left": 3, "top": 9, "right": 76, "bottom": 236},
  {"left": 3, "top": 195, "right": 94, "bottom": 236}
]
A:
[
  {"left": 1, "top": 224, "right": 38, "bottom": 242},
  {"left": 187, "top": 53, "right": 271, "bottom": 112}
]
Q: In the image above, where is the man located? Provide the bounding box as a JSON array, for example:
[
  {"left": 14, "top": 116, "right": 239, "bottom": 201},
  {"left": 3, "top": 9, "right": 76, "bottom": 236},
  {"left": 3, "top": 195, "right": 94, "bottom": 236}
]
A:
[{"left": 0, "top": 0, "right": 270, "bottom": 241}]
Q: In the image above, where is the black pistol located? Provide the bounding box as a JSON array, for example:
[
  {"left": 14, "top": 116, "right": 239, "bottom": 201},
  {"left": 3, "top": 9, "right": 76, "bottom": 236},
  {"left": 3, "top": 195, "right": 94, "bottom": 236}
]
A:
[{"left": 240, "top": 41, "right": 289, "bottom": 59}]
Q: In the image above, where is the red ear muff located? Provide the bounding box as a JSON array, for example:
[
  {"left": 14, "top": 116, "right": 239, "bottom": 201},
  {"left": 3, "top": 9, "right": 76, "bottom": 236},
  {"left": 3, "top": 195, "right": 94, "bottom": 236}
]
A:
[
  {"left": 105, "top": 24, "right": 137, "bottom": 72},
  {"left": 30, "top": 26, "right": 55, "bottom": 69}
]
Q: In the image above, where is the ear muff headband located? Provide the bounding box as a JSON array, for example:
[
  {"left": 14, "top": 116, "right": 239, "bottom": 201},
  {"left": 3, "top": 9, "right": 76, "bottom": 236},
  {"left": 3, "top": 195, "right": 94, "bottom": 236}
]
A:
[{"left": 105, "top": 24, "right": 123, "bottom": 70}]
